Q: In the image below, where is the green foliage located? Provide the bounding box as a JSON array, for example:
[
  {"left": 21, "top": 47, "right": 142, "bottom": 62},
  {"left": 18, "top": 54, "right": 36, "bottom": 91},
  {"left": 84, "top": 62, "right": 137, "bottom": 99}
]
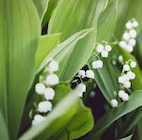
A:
[
  {"left": 0, "top": 0, "right": 40, "bottom": 139},
  {"left": 0, "top": 0, "right": 142, "bottom": 140},
  {"left": 0, "top": 110, "right": 9, "bottom": 140},
  {"left": 19, "top": 87, "right": 94, "bottom": 140}
]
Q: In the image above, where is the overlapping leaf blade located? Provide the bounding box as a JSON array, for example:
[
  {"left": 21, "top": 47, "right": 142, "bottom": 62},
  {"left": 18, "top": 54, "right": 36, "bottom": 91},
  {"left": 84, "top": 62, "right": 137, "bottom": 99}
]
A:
[
  {"left": 48, "top": 0, "right": 108, "bottom": 82},
  {"left": 88, "top": 91, "right": 142, "bottom": 140},
  {"left": 19, "top": 87, "right": 94, "bottom": 140},
  {"left": 36, "top": 34, "right": 60, "bottom": 69},
  {"left": 33, "top": 0, "right": 49, "bottom": 21},
  {"left": 36, "top": 29, "right": 93, "bottom": 74},
  {"left": 0, "top": 0, "right": 40, "bottom": 139}
]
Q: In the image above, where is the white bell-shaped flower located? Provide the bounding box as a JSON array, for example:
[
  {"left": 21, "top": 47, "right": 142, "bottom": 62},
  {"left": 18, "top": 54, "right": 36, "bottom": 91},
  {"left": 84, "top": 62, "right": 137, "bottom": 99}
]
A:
[
  {"left": 105, "top": 45, "right": 112, "bottom": 52},
  {"left": 46, "top": 74, "right": 59, "bottom": 86},
  {"left": 130, "top": 61, "right": 136, "bottom": 68},
  {"left": 125, "top": 21, "right": 133, "bottom": 29},
  {"left": 96, "top": 44, "right": 104, "bottom": 53},
  {"left": 111, "top": 99, "right": 118, "bottom": 107},
  {"left": 86, "top": 70, "right": 94, "bottom": 79},
  {"left": 123, "top": 32, "right": 130, "bottom": 41},
  {"left": 129, "top": 29, "right": 137, "bottom": 38},
  {"left": 32, "top": 114, "right": 46, "bottom": 126},
  {"left": 121, "top": 93, "right": 129, "bottom": 101},
  {"left": 44, "top": 88, "right": 55, "bottom": 100},
  {"left": 92, "top": 60, "right": 103, "bottom": 69},
  {"left": 78, "top": 83, "right": 86, "bottom": 93},
  {"left": 101, "top": 50, "right": 108, "bottom": 58},
  {"left": 123, "top": 64, "right": 130, "bottom": 71},
  {"left": 118, "top": 90, "right": 126, "bottom": 98},
  {"left": 128, "top": 39, "right": 136, "bottom": 46},
  {"left": 38, "top": 101, "right": 52, "bottom": 113},
  {"left": 78, "top": 70, "right": 86, "bottom": 78},
  {"left": 49, "top": 60, "right": 59, "bottom": 72},
  {"left": 127, "top": 71, "right": 136, "bottom": 80},
  {"left": 35, "top": 83, "right": 46, "bottom": 95},
  {"left": 132, "top": 21, "right": 139, "bottom": 27},
  {"left": 119, "top": 41, "right": 127, "bottom": 48}
]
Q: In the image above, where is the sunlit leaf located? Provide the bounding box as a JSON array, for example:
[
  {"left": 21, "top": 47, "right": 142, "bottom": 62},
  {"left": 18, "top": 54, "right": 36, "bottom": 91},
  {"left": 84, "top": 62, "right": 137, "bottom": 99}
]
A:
[
  {"left": 48, "top": 0, "right": 108, "bottom": 82},
  {"left": 0, "top": 0, "right": 40, "bottom": 139},
  {"left": 36, "top": 34, "right": 60, "bottom": 69},
  {"left": 19, "top": 87, "right": 94, "bottom": 140}
]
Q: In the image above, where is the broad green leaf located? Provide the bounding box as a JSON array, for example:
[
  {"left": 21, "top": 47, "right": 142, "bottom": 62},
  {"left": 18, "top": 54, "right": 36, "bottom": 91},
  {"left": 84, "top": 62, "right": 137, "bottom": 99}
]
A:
[
  {"left": 87, "top": 90, "right": 142, "bottom": 140},
  {"left": 0, "top": 0, "right": 40, "bottom": 139},
  {"left": 48, "top": 0, "right": 108, "bottom": 82},
  {"left": 36, "top": 34, "right": 60, "bottom": 69},
  {"left": 33, "top": 0, "right": 49, "bottom": 21},
  {"left": 19, "top": 87, "right": 94, "bottom": 140},
  {"left": 97, "top": 0, "right": 119, "bottom": 42},
  {"left": 36, "top": 29, "right": 93, "bottom": 74},
  {"left": 119, "top": 48, "right": 142, "bottom": 91},
  {"left": 0, "top": 109, "right": 9, "bottom": 140}
]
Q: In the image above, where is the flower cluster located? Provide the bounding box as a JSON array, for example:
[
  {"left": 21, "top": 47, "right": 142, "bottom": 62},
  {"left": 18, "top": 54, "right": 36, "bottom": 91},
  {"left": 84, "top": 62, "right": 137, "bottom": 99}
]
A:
[
  {"left": 74, "top": 42, "right": 112, "bottom": 97},
  {"left": 111, "top": 60, "right": 136, "bottom": 107},
  {"left": 32, "top": 60, "right": 59, "bottom": 126},
  {"left": 92, "top": 43, "right": 112, "bottom": 69},
  {"left": 119, "top": 19, "right": 138, "bottom": 52}
]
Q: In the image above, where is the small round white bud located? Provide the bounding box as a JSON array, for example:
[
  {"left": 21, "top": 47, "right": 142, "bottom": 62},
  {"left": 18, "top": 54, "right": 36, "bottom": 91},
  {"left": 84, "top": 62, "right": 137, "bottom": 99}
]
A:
[
  {"left": 129, "top": 29, "right": 137, "bottom": 38},
  {"left": 38, "top": 101, "right": 52, "bottom": 113},
  {"left": 46, "top": 74, "right": 59, "bottom": 86},
  {"left": 126, "top": 21, "right": 133, "bottom": 29},
  {"left": 111, "top": 99, "right": 118, "bottom": 107},
  {"left": 101, "top": 50, "right": 109, "bottom": 58},
  {"left": 44, "top": 88, "right": 55, "bottom": 100},
  {"left": 35, "top": 83, "right": 46, "bottom": 95},
  {"left": 96, "top": 44, "right": 104, "bottom": 53},
  {"left": 49, "top": 60, "right": 59, "bottom": 72}
]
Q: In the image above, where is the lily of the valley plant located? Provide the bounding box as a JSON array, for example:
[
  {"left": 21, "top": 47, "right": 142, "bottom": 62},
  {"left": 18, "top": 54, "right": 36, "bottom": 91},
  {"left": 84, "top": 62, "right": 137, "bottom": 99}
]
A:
[{"left": 0, "top": 0, "right": 142, "bottom": 140}]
